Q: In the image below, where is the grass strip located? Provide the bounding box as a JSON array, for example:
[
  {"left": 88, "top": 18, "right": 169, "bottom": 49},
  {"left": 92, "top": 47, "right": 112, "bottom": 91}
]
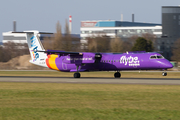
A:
[{"left": 0, "top": 83, "right": 180, "bottom": 119}]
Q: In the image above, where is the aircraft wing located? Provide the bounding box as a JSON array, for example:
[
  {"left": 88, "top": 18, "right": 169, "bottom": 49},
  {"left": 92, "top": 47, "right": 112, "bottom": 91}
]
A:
[
  {"left": 37, "top": 50, "right": 83, "bottom": 56},
  {"left": 37, "top": 50, "right": 103, "bottom": 64}
]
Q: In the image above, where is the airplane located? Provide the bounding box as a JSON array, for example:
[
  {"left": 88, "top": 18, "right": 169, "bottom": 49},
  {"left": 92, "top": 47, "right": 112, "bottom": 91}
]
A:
[{"left": 12, "top": 31, "right": 173, "bottom": 78}]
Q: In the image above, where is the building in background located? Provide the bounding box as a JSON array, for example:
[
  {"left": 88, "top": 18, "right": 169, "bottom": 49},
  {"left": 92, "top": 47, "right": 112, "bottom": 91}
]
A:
[
  {"left": 2, "top": 31, "right": 50, "bottom": 44},
  {"left": 80, "top": 20, "right": 162, "bottom": 48},
  {"left": 162, "top": 6, "right": 180, "bottom": 38},
  {"left": 2, "top": 31, "right": 80, "bottom": 44},
  {"left": 155, "top": 6, "right": 180, "bottom": 60},
  {"left": 81, "top": 20, "right": 161, "bottom": 38}
]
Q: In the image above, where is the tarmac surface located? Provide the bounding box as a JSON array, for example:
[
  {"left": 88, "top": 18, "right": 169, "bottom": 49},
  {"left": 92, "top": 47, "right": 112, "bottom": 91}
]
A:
[{"left": 0, "top": 76, "right": 180, "bottom": 85}]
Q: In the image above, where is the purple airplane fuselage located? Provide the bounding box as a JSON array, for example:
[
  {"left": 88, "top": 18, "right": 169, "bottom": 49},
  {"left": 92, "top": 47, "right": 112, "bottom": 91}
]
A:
[{"left": 46, "top": 52, "right": 173, "bottom": 72}]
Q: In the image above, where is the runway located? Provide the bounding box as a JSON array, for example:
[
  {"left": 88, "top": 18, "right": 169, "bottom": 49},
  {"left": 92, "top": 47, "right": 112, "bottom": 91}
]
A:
[{"left": 0, "top": 76, "right": 180, "bottom": 85}]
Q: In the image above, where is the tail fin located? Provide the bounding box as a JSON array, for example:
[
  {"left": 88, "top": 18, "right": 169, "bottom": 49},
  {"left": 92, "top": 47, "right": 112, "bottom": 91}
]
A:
[
  {"left": 25, "top": 31, "right": 49, "bottom": 67},
  {"left": 12, "top": 31, "right": 51, "bottom": 67}
]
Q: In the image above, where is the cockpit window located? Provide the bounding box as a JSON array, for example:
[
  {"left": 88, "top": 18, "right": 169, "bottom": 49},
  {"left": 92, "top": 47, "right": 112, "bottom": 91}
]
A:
[
  {"left": 150, "top": 56, "right": 156, "bottom": 59},
  {"left": 157, "top": 55, "right": 164, "bottom": 59},
  {"left": 150, "top": 55, "right": 164, "bottom": 59}
]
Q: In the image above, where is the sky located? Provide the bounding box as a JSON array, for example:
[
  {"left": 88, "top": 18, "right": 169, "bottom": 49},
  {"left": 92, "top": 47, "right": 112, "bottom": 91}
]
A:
[{"left": 0, "top": 0, "right": 180, "bottom": 41}]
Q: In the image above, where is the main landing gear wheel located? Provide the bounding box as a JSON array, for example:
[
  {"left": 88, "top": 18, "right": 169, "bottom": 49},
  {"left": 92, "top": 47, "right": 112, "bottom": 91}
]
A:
[
  {"left": 74, "top": 72, "right": 81, "bottom": 78},
  {"left": 162, "top": 72, "right": 167, "bottom": 76},
  {"left": 114, "top": 72, "right": 121, "bottom": 78}
]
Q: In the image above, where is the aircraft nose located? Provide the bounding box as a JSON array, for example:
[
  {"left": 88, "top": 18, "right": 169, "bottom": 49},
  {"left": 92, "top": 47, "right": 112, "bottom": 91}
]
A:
[
  {"left": 166, "top": 62, "right": 173, "bottom": 68},
  {"left": 157, "top": 60, "right": 173, "bottom": 69},
  {"left": 162, "top": 61, "right": 173, "bottom": 69}
]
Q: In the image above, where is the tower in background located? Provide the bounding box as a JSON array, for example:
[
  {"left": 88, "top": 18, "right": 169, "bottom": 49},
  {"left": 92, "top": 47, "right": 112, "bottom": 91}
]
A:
[
  {"left": 13, "top": 21, "right": 16, "bottom": 32},
  {"left": 162, "top": 6, "right": 180, "bottom": 38},
  {"left": 69, "top": 15, "right": 72, "bottom": 34}
]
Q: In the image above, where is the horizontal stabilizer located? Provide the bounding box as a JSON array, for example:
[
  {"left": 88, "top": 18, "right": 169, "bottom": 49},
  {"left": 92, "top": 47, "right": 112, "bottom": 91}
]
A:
[{"left": 12, "top": 31, "right": 53, "bottom": 34}]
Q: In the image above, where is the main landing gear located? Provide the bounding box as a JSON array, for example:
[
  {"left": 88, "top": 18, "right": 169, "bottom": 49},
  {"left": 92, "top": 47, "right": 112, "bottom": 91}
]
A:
[
  {"left": 162, "top": 72, "right": 167, "bottom": 76},
  {"left": 114, "top": 72, "right": 121, "bottom": 78},
  {"left": 74, "top": 72, "right": 81, "bottom": 78},
  {"left": 74, "top": 65, "right": 81, "bottom": 78}
]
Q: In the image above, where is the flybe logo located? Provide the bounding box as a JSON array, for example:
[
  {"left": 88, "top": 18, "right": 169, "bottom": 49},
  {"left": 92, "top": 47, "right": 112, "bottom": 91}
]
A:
[
  {"left": 31, "top": 36, "right": 36, "bottom": 47},
  {"left": 120, "top": 56, "right": 140, "bottom": 66},
  {"left": 30, "top": 36, "right": 39, "bottom": 61}
]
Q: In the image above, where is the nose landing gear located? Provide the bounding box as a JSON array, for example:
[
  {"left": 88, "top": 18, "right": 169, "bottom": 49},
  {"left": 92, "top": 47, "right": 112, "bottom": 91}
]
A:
[{"left": 162, "top": 72, "right": 167, "bottom": 76}]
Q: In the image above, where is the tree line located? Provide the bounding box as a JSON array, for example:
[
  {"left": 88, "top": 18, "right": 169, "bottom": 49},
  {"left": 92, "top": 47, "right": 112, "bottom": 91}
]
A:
[
  {"left": 0, "top": 42, "right": 29, "bottom": 62},
  {"left": 43, "top": 20, "right": 80, "bottom": 51}
]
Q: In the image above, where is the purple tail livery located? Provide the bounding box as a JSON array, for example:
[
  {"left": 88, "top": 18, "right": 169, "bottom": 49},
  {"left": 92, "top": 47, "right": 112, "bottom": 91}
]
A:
[{"left": 12, "top": 31, "right": 173, "bottom": 78}]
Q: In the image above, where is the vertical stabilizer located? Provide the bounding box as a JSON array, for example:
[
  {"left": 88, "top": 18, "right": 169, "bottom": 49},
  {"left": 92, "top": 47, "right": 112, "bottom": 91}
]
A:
[
  {"left": 25, "top": 31, "right": 47, "bottom": 67},
  {"left": 12, "top": 31, "right": 53, "bottom": 68}
]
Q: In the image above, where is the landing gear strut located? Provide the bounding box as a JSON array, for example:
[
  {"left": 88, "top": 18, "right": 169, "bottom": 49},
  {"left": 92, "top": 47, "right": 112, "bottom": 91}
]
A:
[
  {"left": 74, "top": 65, "right": 81, "bottom": 78},
  {"left": 114, "top": 72, "right": 121, "bottom": 78},
  {"left": 162, "top": 72, "right": 167, "bottom": 76}
]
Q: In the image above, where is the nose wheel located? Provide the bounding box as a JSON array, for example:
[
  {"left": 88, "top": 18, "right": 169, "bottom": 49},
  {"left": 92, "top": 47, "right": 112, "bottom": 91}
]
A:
[
  {"left": 162, "top": 72, "right": 167, "bottom": 76},
  {"left": 114, "top": 72, "right": 121, "bottom": 78}
]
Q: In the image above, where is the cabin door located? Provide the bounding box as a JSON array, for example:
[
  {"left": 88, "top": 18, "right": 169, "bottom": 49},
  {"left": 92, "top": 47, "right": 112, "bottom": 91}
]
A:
[{"left": 62, "top": 63, "right": 67, "bottom": 70}]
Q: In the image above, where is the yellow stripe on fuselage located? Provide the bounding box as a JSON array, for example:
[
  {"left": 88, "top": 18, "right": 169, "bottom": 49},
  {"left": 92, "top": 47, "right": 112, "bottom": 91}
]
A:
[{"left": 48, "top": 54, "right": 59, "bottom": 70}]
